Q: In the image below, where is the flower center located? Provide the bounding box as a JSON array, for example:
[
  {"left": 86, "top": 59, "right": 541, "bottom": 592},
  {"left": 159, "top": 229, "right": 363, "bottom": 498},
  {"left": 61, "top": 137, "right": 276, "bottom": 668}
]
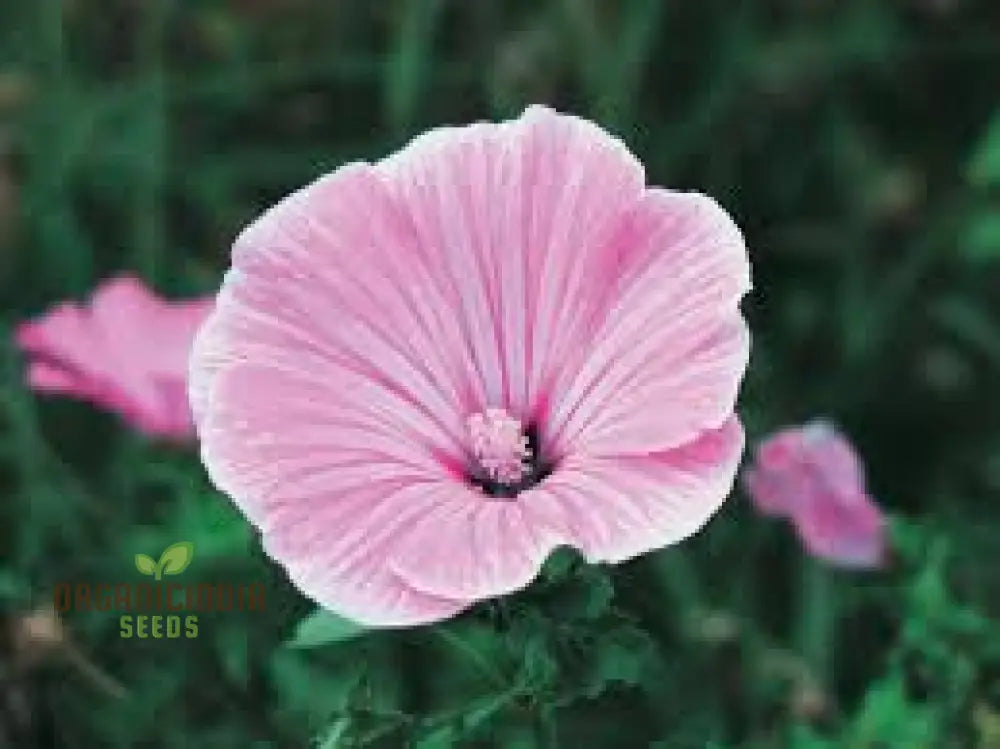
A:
[{"left": 466, "top": 408, "right": 531, "bottom": 485}]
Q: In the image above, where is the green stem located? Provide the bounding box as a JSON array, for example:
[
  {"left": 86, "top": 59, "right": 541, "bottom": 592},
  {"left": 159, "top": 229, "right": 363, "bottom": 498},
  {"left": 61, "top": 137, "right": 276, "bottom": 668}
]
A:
[
  {"left": 649, "top": 548, "right": 703, "bottom": 627},
  {"left": 316, "top": 716, "right": 351, "bottom": 749},
  {"left": 385, "top": 0, "right": 443, "bottom": 137},
  {"left": 132, "top": 0, "right": 169, "bottom": 282},
  {"left": 64, "top": 643, "right": 128, "bottom": 699},
  {"left": 29, "top": 0, "right": 92, "bottom": 291},
  {"left": 537, "top": 705, "right": 558, "bottom": 749},
  {"left": 797, "top": 558, "right": 836, "bottom": 685},
  {"left": 430, "top": 627, "right": 507, "bottom": 690}
]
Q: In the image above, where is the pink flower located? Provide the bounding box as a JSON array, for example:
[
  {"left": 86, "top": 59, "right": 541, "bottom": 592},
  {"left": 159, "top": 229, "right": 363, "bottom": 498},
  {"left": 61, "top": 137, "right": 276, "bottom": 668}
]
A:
[
  {"left": 743, "top": 420, "right": 886, "bottom": 568},
  {"left": 190, "top": 106, "right": 751, "bottom": 626},
  {"left": 16, "top": 275, "right": 213, "bottom": 440}
]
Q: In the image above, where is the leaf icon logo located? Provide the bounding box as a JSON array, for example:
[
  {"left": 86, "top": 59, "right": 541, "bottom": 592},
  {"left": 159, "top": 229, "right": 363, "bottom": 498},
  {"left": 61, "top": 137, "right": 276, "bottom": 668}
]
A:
[{"left": 135, "top": 542, "right": 195, "bottom": 580}]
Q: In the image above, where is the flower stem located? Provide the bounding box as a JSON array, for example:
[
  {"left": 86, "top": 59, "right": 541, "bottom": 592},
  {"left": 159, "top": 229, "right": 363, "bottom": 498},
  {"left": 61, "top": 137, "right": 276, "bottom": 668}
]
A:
[
  {"left": 64, "top": 643, "right": 128, "bottom": 699},
  {"left": 536, "top": 705, "right": 558, "bottom": 749},
  {"left": 430, "top": 627, "right": 507, "bottom": 690},
  {"left": 316, "top": 716, "right": 350, "bottom": 749},
  {"left": 797, "top": 558, "right": 836, "bottom": 686}
]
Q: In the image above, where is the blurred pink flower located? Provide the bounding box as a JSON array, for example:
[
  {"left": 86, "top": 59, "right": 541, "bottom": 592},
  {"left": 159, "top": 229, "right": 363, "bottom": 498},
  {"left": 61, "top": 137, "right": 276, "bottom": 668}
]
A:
[
  {"left": 190, "top": 106, "right": 752, "bottom": 626},
  {"left": 15, "top": 275, "right": 213, "bottom": 440},
  {"left": 744, "top": 421, "right": 886, "bottom": 568}
]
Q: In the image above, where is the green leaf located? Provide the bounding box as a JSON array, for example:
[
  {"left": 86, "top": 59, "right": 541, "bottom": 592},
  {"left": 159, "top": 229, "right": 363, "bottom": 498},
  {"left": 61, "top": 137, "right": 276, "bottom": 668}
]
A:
[
  {"left": 961, "top": 211, "right": 1000, "bottom": 261},
  {"left": 540, "top": 546, "right": 581, "bottom": 582},
  {"left": 270, "top": 649, "right": 365, "bottom": 730},
  {"left": 542, "top": 565, "right": 614, "bottom": 621},
  {"left": 846, "top": 673, "right": 941, "bottom": 747},
  {"left": 134, "top": 553, "right": 157, "bottom": 576},
  {"left": 573, "top": 623, "right": 655, "bottom": 701},
  {"left": 287, "top": 609, "right": 367, "bottom": 649},
  {"left": 157, "top": 541, "right": 195, "bottom": 577}
]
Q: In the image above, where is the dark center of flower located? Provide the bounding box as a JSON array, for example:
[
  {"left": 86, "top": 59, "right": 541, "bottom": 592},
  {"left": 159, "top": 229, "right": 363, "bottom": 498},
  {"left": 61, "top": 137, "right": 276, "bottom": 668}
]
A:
[{"left": 465, "top": 408, "right": 553, "bottom": 498}]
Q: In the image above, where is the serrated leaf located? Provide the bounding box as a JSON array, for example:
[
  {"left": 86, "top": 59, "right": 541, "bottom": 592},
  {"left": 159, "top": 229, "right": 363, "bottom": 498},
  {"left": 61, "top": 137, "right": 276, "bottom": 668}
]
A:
[
  {"left": 287, "top": 609, "right": 367, "bottom": 649},
  {"left": 134, "top": 553, "right": 157, "bottom": 576},
  {"left": 157, "top": 541, "right": 195, "bottom": 577}
]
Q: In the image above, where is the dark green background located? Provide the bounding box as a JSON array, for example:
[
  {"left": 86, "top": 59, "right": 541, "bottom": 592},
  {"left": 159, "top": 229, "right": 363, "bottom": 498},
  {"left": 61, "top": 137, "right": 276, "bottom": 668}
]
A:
[{"left": 2, "top": 1, "right": 1000, "bottom": 746}]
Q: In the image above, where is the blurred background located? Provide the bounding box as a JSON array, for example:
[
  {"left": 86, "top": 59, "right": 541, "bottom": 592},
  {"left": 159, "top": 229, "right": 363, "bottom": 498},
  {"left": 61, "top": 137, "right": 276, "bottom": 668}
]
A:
[{"left": 2, "top": 1, "right": 1000, "bottom": 747}]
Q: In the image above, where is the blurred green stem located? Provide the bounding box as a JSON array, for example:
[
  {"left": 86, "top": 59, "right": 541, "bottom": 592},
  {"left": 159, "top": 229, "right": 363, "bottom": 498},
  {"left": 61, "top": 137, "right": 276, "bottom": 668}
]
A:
[
  {"left": 133, "top": 0, "right": 169, "bottom": 281},
  {"left": 64, "top": 643, "right": 128, "bottom": 700},
  {"left": 385, "top": 0, "right": 443, "bottom": 137},
  {"left": 316, "top": 716, "right": 350, "bottom": 748},
  {"left": 537, "top": 706, "right": 558, "bottom": 749},
  {"left": 797, "top": 558, "right": 836, "bottom": 686},
  {"left": 653, "top": 548, "right": 702, "bottom": 611},
  {"left": 431, "top": 627, "right": 507, "bottom": 690},
  {"left": 561, "top": 0, "right": 665, "bottom": 133},
  {"left": 29, "top": 0, "right": 92, "bottom": 291}
]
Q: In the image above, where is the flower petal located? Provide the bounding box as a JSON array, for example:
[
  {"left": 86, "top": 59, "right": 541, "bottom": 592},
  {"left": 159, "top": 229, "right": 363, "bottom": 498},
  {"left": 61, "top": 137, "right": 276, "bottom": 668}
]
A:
[
  {"left": 266, "top": 480, "right": 474, "bottom": 627},
  {"left": 793, "top": 489, "right": 886, "bottom": 568},
  {"left": 547, "top": 190, "right": 750, "bottom": 458},
  {"left": 391, "top": 419, "right": 743, "bottom": 601},
  {"left": 742, "top": 420, "right": 886, "bottom": 569},
  {"left": 524, "top": 418, "right": 744, "bottom": 564},
  {"left": 199, "top": 362, "right": 474, "bottom": 625},
  {"left": 378, "top": 105, "right": 646, "bottom": 420},
  {"left": 16, "top": 276, "right": 210, "bottom": 439},
  {"left": 25, "top": 360, "right": 92, "bottom": 394},
  {"left": 389, "top": 487, "right": 562, "bottom": 602}
]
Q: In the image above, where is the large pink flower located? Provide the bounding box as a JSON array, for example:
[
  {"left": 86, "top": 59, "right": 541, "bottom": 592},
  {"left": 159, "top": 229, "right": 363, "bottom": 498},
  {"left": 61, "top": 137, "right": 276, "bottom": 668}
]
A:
[
  {"left": 190, "top": 106, "right": 751, "bottom": 626},
  {"left": 16, "top": 275, "right": 213, "bottom": 440},
  {"left": 743, "top": 420, "right": 886, "bottom": 568}
]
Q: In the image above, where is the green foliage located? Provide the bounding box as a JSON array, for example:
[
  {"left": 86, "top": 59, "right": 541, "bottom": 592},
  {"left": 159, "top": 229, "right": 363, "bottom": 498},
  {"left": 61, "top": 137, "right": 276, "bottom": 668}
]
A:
[
  {"left": 2, "top": 0, "right": 1000, "bottom": 746},
  {"left": 969, "top": 111, "right": 1000, "bottom": 188},
  {"left": 288, "top": 609, "right": 368, "bottom": 649}
]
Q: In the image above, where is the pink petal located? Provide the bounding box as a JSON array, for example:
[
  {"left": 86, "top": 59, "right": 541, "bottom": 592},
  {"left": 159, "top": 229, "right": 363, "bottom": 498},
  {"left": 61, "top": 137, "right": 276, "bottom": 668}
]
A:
[
  {"left": 389, "top": 486, "right": 563, "bottom": 602},
  {"left": 201, "top": 362, "right": 473, "bottom": 624},
  {"left": 522, "top": 418, "right": 744, "bottom": 565},
  {"left": 377, "top": 105, "right": 646, "bottom": 421},
  {"left": 15, "top": 276, "right": 211, "bottom": 439},
  {"left": 793, "top": 488, "right": 885, "bottom": 568},
  {"left": 546, "top": 189, "right": 750, "bottom": 458},
  {"left": 92, "top": 275, "right": 213, "bottom": 379},
  {"left": 200, "top": 360, "right": 451, "bottom": 526},
  {"left": 743, "top": 421, "right": 886, "bottom": 568},
  {"left": 742, "top": 465, "right": 793, "bottom": 517},
  {"left": 390, "top": 420, "right": 742, "bottom": 601},
  {"left": 266, "top": 481, "right": 473, "bottom": 626},
  {"left": 222, "top": 165, "right": 478, "bottom": 456},
  {"left": 16, "top": 304, "right": 109, "bottom": 382},
  {"left": 24, "top": 360, "right": 90, "bottom": 394},
  {"left": 798, "top": 420, "right": 867, "bottom": 496}
]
